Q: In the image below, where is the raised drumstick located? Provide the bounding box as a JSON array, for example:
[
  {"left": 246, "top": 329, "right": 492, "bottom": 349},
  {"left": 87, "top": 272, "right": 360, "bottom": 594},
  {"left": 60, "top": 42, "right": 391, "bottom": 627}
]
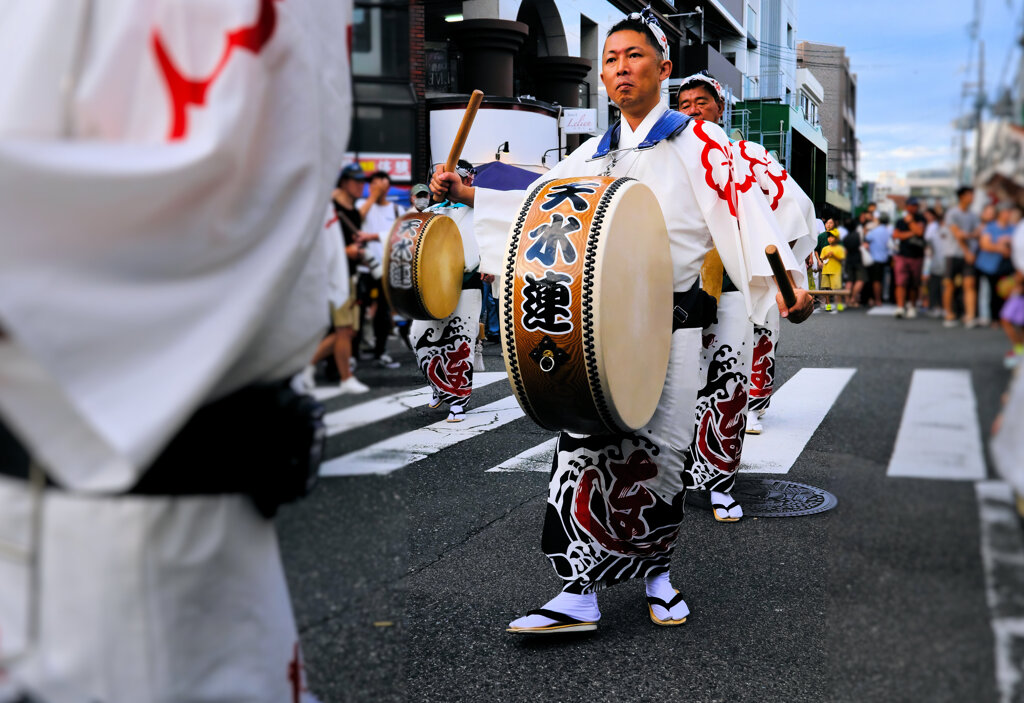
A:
[
  {"left": 765, "top": 245, "right": 797, "bottom": 309},
  {"left": 434, "top": 89, "right": 484, "bottom": 202}
]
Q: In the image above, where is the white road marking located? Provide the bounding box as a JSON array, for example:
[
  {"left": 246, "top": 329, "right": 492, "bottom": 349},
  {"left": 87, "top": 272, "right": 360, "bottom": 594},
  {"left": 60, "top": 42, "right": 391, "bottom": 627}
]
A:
[
  {"left": 741, "top": 368, "right": 856, "bottom": 474},
  {"left": 867, "top": 304, "right": 902, "bottom": 316},
  {"left": 323, "top": 372, "right": 507, "bottom": 436},
  {"left": 320, "top": 394, "right": 525, "bottom": 477},
  {"left": 975, "top": 481, "right": 1024, "bottom": 703},
  {"left": 486, "top": 437, "right": 558, "bottom": 472},
  {"left": 886, "top": 369, "right": 985, "bottom": 480}
]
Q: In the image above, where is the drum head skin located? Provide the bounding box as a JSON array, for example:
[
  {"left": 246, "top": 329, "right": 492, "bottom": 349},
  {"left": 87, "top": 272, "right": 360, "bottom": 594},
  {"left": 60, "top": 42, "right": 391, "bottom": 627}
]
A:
[
  {"left": 502, "top": 177, "right": 672, "bottom": 434},
  {"left": 383, "top": 212, "right": 464, "bottom": 320},
  {"left": 592, "top": 183, "right": 672, "bottom": 430}
]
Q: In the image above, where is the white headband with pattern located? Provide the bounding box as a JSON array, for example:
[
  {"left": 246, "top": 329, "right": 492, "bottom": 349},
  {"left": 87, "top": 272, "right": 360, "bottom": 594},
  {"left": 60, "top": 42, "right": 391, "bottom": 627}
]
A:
[
  {"left": 627, "top": 7, "right": 669, "bottom": 60},
  {"left": 679, "top": 71, "right": 724, "bottom": 102}
]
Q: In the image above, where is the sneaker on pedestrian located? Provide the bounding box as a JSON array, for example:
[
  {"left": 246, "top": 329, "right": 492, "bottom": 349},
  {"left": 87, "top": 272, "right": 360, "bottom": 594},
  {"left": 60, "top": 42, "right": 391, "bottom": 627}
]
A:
[
  {"left": 942, "top": 319, "right": 959, "bottom": 328},
  {"left": 373, "top": 353, "right": 401, "bottom": 369},
  {"left": 837, "top": 302, "right": 845, "bottom": 311},
  {"left": 825, "top": 304, "right": 832, "bottom": 311},
  {"left": 338, "top": 376, "right": 370, "bottom": 394},
  {"left": 297, "top": 364, "right": 317, "bottom": 391},
  {"left": 964, "top": 318, "right": 980, "bottom": 329},
  {"left": 893, "top": 307, "right": 905, "bottom": 319},
  {"left": 905, "top": 305, "right": 917, "bottom": 319},
  {"left": 830, "top": 307, "right": 838, "bottom": 314}
]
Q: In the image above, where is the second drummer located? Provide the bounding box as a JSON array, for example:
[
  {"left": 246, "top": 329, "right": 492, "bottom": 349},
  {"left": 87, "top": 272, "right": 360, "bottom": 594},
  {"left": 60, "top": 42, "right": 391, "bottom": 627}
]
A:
[
  {"left": 410, "top": 160, "right": 483, "bottom": 422},
  {"left": 432, "top": 11, "right": 812, "bottom": 634}
]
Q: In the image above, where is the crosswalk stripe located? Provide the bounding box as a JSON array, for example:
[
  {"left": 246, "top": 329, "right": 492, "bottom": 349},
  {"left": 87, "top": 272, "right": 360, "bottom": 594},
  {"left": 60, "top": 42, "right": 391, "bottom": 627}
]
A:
[
  {"left": 486, "top": 368, "right": 855, "bottom": 476},
  {"left": 886, "top": 369, "right": 985, "bottom": 480},
  {"left": 485, "top": 437, "right": 558, "bottom": 472},
  {"left": 320, "top": 394, "right": 525, "bottom": 477},
  {"left": 975, "top": 481, "right": 1024, "bottom": 703},
  {"left": 867, "top": 304, "right": 902, "bottom": 316},
  {"left": 324, "top": 372, "right": 507, "bottom": 436},
  {"left": 741, "top": 368, "right": 856, "bottom": 474}
]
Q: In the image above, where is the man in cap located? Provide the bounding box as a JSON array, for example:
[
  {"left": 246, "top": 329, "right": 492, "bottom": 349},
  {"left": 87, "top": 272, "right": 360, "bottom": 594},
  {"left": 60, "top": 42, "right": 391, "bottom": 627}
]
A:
[
  {"left": 432, "top": 11, "right": 811, "bottom": 633},
  {"left": 409, "top": 183, "right": 432, "bottom": 213},
  {"left": 302, "top": 163, "right": 374, "bottom": 394}
]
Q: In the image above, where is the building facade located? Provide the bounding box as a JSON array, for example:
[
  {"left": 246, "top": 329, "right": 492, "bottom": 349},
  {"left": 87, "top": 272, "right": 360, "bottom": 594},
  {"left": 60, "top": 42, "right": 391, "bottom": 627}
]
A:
[
  {"left": 347, "top": 0, "right": 830, "bottom": 209},
  {"left": 798, "top": 41, "right": 858, "bottom": 212},
  {"left": 723, "top": 0, "right": 827, "bottom": 209}
]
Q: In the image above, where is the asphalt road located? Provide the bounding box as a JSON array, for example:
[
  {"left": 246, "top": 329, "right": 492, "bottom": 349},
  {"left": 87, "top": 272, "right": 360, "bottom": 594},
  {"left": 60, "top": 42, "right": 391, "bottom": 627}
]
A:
[{"left": 277, "top": 307, "right": 1016, "bottom": 702}]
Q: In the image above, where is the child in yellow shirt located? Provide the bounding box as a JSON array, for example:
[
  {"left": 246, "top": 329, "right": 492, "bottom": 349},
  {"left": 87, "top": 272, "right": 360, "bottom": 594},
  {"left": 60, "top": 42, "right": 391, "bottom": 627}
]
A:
[{"left": 820, "top": 231, "right": 846, "bottom": 313}]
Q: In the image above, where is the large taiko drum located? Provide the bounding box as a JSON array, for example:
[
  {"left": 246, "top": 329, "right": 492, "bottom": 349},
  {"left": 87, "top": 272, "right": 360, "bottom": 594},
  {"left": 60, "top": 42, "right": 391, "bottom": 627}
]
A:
[
  {"left": 501, "top": 176, "right": 673, "bottom": 435},
  {"left": 383, "top": 211, "right": 465, "bottom": 320}
]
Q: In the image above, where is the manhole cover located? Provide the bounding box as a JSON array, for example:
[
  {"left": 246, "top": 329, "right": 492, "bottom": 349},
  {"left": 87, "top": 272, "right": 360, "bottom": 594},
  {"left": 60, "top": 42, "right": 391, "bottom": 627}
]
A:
[{"left": 686, "top": 477, "right": 837, "bottom": 517}]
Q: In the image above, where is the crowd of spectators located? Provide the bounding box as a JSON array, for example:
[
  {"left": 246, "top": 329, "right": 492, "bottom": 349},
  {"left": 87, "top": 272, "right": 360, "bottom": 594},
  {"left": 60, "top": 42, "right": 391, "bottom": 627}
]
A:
[{"left": 813, "top": 190, "right": 1024, "bottom": 368}]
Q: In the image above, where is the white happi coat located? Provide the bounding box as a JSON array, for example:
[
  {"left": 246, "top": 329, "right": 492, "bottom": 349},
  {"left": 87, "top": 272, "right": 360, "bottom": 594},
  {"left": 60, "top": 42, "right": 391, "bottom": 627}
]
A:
[
  {"left": 475, "top": 103, "right": 801, "bottom": 327},
  {"left": 409, "top": 203, "right": 483, "bottom": 406},
  {"left": 0, "top": 2, "right": 349, "bottom": 701}
]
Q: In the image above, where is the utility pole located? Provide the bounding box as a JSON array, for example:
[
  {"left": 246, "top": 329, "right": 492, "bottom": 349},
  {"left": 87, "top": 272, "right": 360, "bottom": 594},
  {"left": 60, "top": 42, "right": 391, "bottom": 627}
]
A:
[{"left": 974, "top": 40, "right": 985, "bottom": 182}]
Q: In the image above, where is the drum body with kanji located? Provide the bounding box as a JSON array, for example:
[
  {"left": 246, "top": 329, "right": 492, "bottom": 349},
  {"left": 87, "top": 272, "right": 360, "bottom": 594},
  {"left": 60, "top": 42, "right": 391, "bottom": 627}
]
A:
[
  {"left": 383, "top": 211, "right": 465, "bottom": 320},
  {"left": 501, "top": 176, "right": 673, "bottom": 435}
]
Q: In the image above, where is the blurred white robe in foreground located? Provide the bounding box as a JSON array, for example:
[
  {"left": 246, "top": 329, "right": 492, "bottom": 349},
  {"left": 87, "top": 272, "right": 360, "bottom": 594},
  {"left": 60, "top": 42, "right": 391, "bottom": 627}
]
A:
[{"left": 0, "top": 1, "right": 350, "bottom": 701}]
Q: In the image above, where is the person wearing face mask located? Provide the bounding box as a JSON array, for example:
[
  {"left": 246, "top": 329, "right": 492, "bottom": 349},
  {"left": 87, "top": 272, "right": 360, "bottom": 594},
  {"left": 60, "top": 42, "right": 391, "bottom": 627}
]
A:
[{"left": 409, "top": 183, "right": 432, "bottom": 213}]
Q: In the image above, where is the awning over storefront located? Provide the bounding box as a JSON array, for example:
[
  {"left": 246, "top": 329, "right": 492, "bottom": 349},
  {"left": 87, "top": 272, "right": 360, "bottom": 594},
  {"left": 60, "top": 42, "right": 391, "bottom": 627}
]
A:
[{"left": 825, "top": 189, "right": 852, "bottom": 213}]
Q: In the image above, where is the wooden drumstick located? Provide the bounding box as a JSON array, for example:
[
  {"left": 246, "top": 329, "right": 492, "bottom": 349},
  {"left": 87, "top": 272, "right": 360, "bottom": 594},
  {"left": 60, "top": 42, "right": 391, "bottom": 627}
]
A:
[
  {"left": 434, "top": 89, "right": 484, "bottom": 202},
  {"left": 765, "top": 245, "right": 797, "bottom": 308}
]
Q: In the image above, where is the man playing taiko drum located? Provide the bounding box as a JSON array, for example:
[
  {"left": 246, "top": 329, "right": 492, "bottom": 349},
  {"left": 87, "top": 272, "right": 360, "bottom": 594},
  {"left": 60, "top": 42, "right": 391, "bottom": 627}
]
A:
[
  {"left": 677, "top": 71, "right": 819, "bottom": 522},
  {"left": 431, "top": 10, "right": 812, "bottom": 634}
]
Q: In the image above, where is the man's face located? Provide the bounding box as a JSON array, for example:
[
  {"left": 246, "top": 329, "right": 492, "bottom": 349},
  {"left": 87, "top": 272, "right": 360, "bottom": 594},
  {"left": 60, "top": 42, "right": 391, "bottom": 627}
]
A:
[
  {"left": 677, "top": 85, "right": 722, "bottom": 122},
  {"left": 907, "top": 203, "right": 919, "bottom": 216},
  {"left": 601, "top": 30, "right": 671, "bottom": 114},
  {"left": 961, "top": 191, "right": 975, "bottom": 207},
  {"left": 342, "top": 177, "right": 364, "bottom": 199},
  {"left": 371, "top": 176, "right": 390, "bottom": 194}
]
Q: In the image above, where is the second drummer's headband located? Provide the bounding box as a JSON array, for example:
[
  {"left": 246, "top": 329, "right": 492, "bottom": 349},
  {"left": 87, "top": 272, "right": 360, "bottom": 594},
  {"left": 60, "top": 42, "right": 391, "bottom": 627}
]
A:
[
  {"left": 626, "top": 7, "right": 670, "bottom": 60},
  {"left": 679, "top": 70, "right": 725, "bottom": 103}
]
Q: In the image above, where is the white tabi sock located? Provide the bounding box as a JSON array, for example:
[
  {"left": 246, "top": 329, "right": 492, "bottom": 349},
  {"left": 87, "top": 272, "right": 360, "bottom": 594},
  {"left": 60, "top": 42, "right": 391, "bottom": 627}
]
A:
[
  {"left": 508, "top": 590, "right": 600, "bottom": 629},
  {"left": 645, "top": 572, "right": 690, "bottom": 621},
  {"left": 711, "top": 490, "right": 743, "bottom": 520}
]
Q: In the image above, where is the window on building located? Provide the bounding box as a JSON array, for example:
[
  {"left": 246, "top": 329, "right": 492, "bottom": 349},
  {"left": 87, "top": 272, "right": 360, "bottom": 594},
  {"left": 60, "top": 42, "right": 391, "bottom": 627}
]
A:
[
  {"left": 578, "top": 82, "right": 590, "bottom": 108},
  {"left": 786, "top": 23, "right": 794, "bottom": 49},
  {"left": 352, "top": 4, "right": 410, "bottom": 79},
  {"left": 350, "top": 104, "right": 416, "bottom": 153},
  {"left": 747, "top": 5, "right": 758, "bottom": 39},
  {"left": 724, "top": 52, "right": 736, "bottom": 66}
]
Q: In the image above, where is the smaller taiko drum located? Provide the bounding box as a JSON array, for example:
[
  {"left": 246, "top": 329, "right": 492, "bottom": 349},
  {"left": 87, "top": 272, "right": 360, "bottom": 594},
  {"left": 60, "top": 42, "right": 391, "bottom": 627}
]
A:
[
  {"left": 383, "top": 211, "right": 465, "bottom": 320},
  {"left": 501, "top": 176, "right": 673, "bottom": 435}
]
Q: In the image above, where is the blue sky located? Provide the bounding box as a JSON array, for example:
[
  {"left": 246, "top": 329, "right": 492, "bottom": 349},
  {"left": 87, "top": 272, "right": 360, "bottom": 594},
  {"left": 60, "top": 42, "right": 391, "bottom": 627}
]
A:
[{"left": 798, "top": 0, "right": 1023, "bottom": 182}]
